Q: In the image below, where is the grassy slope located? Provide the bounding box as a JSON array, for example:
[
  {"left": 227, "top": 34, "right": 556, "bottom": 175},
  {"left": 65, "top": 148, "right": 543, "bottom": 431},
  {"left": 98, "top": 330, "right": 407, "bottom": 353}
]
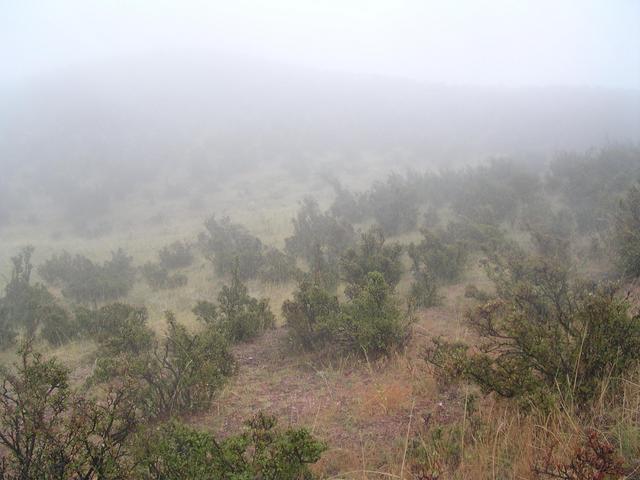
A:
[{"left": 0, "top": 160, "right": 637, "bottom": 478}]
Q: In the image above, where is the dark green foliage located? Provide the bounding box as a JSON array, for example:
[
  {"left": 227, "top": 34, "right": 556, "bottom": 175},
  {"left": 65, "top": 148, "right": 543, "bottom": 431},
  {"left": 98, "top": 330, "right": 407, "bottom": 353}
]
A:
[
  {"left": 137, "top": 412, "right": 326, "bottom": 480},
  {"left": 547, "top": 145, "right": 640, "bottom": 232},
  {"left": 0, "top": 247, "right": 74, "bottom": 348},
  {"left": 340, "top": 227, "right": 403, "bottom": 289},
  {"left": 134, "top": 313, "right": 236, "bottom": 419},
  {"left": 84, "top": 303, "right": 154, "bottom": 382},
  {"left": 614, "top": 183, "right": 640, "bottom": 278},
  {"left": 285, "top": 197, "right": 355, "bottom": 267},
  {"left": 83, "top": 303, "right": 154, "bottom": 356},
  {"left": 39, "top": 248, "right": 136, "bottom": 304},
  {"left": 0, "top": 345, "right": 138, "bottom": 479},
  {"left": 258, "top": 248, "right": 302, "bottom": 284},
  {"left": 408, "top": 229, "right": 468, "bottom": 284},
  {"left": 365, "top": 173, "right": 419, "bottom": 234},
  {"left": 284, "top": 273, "right": 412, "bottom": 357},
  {"left": 425, "top": 252, "right": 640, "bottom": 407},
  {"left": 409, "top": 271, "right": 441, "bottom": 308},
  {"left": 216, "top": 266, "right": 275, "bottom": 342},
  {"left": 200, "top": 216, "right": 265, "bottom": 280},
  {"left": 158, "top": 241, "right": 193, "bottom": 270},
  {"left": 334, "top": 272, "right": 412, "bottom": 357},
  {"left": 282, "top": 279, "right": 340, "bottom": 350},
  {"left": 140, "top": 262, "right": 188, "bottom": 290}
]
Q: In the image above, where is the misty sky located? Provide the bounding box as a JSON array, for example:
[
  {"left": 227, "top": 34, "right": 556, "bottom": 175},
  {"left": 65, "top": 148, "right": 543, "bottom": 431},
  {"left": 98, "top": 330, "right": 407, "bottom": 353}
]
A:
[{"left": 1, "top": 0, "right": 639, "bottom": 90}]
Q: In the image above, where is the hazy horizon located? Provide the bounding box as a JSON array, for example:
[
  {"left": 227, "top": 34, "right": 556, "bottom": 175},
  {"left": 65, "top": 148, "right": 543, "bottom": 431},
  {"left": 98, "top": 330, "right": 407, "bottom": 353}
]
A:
[{"left": 2, "top": 0, "right": 639, "bottom": 90}]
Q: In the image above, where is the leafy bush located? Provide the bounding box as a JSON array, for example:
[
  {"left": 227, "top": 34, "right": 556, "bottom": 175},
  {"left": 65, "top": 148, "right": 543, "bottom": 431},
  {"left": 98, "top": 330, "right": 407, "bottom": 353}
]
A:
[
  {"left": 340, "top": 227, "right": 403, "bottom": 289},
  {"left": 39, "top": 248, "right": 136, "bottom": 304},
  {"left": 0, "top": 247, "right": 74, "bottom": 347},
  {"left": 614, "top": 182, "right": 640, "bottom": 278},
  {"left": 408, "top": 229, "right": 468, "bottom": 284},
  {"left": 140, "top": 262, "right": 188, "bottom": 290},
  {"left": 258, "top": 248, "right": 302, "bottom": 284},
  {"left": 282, "top": 279, "right": 340, "bottom": 350},
  {"left": 285, "top": 197, "right": 355, "bottom": 266},
  {"left": 334, "top": 272, "right": 412, "bottom": 357},
  {"left": 409, "top": 271, "right": 441, "bottom": 308},
  {"left": 216, "top": 266, "right": 275, "bottom": 342},
  {"left": 82, "top": 303, "right": 154, "bottom": 355},
  {"left": 158, "top": 241, "right": 193, "bottom": 270},
  {"left": 425, "top": 253, "right": 640, "bottom": 407},
  {"left": 137, "top": 412, "right": 326, "bottom": 479},
  {"left": 134, "top": 313, "right": 236, "bottom": 419},
  {"left": 200, "top": 215, "right": 265, "bottom": 280},
  {"left": 0, "top": 345, "right": 138, "bottom": 479}
]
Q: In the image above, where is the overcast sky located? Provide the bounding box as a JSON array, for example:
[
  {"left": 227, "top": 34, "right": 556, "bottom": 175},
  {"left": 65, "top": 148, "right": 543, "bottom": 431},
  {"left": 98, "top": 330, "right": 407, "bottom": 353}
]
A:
[{"left": 2, "top": 0, "right": 639, "bottom": 89}]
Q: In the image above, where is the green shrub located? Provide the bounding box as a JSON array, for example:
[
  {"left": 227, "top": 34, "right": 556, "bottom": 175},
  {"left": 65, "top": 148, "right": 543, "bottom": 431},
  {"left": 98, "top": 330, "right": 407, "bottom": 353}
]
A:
[
  {"left": 140, "top": 262, "right": 188, "bottom": 290},
  {"left": 192, "top": 300, "right": 218, "bottom": 326},
  {"left": 0, "top": 345, "right": 138, "bottom": 479},
  {"left": 0, "top": 247, "right": 74, "bottom": 347},
  {"left": 282, "top": 279, "right": 340, "bottom": 350},
  {"left": 137, "top": 412, "right": 326, "bottom": 480},
  {"left": 334, "top": 272, "right": 412, "bottom": 357},
  {"left": 408, "top": 229, "right": 468, "bottom": 284},
  {"left": 200, "top": 215, "right": 265, "bottom": 280},
  {"left": 158, "top": 241, "right": 193, "bottom": 270},
  {"left": 216, "top": 266, "right": 275, "bottom": 342},
  {"left": 39, "top": 248, "right": 136, "bottom": 304},
  {"left": 258, "top": 247, "right": 302, "bottom": 284},
  {"left": 425, "top": 253, "right": 640, "bottom": 407},
  {"left": 409, "top": 271, "right": 441, "bottom": 308},
  {"left": 285, "top": 197, "right": 355, "bottom": 266},
  {"left": 614, "top": 182, "right": 640, "bottom": 278},
  {"left": 340, "top": 227, "right": 403, "bottom": 289},
  {"left": 136, "top": 313, "right": 235, "bottom": 419}
]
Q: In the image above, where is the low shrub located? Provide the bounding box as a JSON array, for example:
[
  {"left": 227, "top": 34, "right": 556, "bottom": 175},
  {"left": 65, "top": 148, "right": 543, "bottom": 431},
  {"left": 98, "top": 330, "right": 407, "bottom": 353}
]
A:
[
  {"left": 200, "top": 215, "right": 265, "bottom": 280},
  {"left": 140, "top": 262, "right": 187, "bottom": 290},
  {"left": 158, "top": 241, "right": 193, "bottom": 270},
  {"left": 0, "top": 247, "right": 74, "bottom": 347},
  {"left": 137, "top": 412, "right": 326, "bottom": 479},
  {"left": 258, "top": 248, "right": 302, "bottom": 284},
  {"left": 340, "top": 227, "right": 403, "bottom": 289},
  {"left": 410, "top": 271, "right": 441, "bottom": 308},
  {"left": 282, "top": 279, "right": 340, "bottom": 350},
  {"left": 39, "top": 248, "right": 136, "bottom": 304},
  {"left": 408, "top": 229, "right": 468, "bottom": 285},
  {"left": 335, "top": 272, "right": 413, "bottom": 357},
  {"left": 425, "top": 252, "right": 640, "bottom": 408},
  {"left": 135, "top": 313, "right": 236, "bottom": 419},
  {"left": 216, "top": 266, "right": 275, "bottom": 342}
]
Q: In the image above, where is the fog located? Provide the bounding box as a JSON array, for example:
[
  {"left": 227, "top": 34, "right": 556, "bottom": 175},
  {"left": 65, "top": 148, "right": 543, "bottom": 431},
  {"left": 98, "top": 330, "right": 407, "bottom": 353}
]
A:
[
  {"left": 2, "top": 3, "right": 640, "bottom": 475},
  {"left": 0, "top": 1, "right": 638, "bottom": 236}
]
